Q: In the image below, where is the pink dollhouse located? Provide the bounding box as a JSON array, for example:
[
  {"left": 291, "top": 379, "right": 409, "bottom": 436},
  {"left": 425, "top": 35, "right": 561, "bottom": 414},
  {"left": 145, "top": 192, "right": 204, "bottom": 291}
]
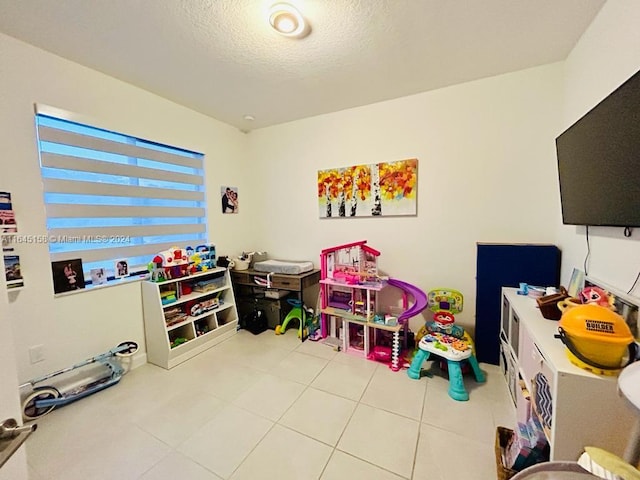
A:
[
  {"left": 320, "top": 241, "right": 401, "bottom": 366},
  {"left": 319, "top": 240, "right": 428, "bottom": 370}
]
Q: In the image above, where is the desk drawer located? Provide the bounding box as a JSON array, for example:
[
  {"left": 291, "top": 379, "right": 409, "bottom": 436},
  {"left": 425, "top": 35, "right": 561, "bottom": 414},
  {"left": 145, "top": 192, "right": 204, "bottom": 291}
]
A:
[
  {"left": 271, "top": 276, "right": 301, "bottom": 290},
  {"left": 231, "top": 272, "right": 252, "bottom": 285}
]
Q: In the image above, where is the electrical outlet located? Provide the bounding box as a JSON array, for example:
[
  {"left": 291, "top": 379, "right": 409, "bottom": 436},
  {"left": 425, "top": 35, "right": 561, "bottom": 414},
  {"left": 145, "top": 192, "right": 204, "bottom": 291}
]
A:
[{"left": 29, "top": 345, "right": 44, "bottom": 364}]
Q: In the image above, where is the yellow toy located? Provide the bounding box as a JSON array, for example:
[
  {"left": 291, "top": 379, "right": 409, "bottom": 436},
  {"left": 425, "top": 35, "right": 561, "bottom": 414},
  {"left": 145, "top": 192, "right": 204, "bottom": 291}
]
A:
[{"left": 557, "top": 304, "right": 637, "bottom": 376}]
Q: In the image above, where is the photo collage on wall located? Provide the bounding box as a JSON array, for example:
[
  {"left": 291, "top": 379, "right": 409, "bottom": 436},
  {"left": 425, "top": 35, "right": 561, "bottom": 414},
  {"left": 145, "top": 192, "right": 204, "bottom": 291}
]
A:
[
  {"left": 0, "top": 191, "right": 17, "bottom": 233},
  {"left": 4, "top": 253, "right": 23, "bottom": 289},
  {"left": 1, "top": 191, "right": 22, "bottom": 289}
]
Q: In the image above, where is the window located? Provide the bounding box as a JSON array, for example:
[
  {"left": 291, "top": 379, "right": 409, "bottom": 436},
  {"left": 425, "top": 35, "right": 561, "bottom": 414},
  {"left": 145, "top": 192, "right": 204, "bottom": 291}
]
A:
[{"left": 35, "top": 107, "right": 207, "bottom": 285}]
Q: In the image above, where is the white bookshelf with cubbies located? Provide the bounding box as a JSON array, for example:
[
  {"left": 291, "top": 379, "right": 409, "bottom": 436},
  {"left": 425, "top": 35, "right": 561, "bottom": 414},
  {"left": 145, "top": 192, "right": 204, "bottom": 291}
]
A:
[{"left": 141, "top": 267, "right": 238, "bottom": 369}]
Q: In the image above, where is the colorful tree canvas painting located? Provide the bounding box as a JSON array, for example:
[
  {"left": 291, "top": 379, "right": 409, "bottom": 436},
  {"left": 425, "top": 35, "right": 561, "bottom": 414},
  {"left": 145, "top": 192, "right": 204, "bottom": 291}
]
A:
[{"left": 318, "top": 158, "right": 417, "bottom": 218}]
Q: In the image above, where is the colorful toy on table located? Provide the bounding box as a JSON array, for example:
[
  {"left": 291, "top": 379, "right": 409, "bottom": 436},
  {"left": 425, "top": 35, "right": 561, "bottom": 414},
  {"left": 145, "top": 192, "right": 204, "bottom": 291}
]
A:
[
  {"left": 427, "top": 288, "right": 464, "bottom": 316},
  {"left": 426, "top": 311, "right": 465, "bottom": 338},
  {"left": 415, "top": 288, "right": 465, "bottom": 343},
  {"left": 420, "top": 331, "right": 471, "bottom": 357},
  {"left": 408, "top": 288, "right": 485, "bottom": 401}
]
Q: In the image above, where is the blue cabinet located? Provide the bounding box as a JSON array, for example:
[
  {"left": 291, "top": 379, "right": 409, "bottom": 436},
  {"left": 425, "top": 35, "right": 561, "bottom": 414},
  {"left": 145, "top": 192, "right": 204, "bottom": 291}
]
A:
[{"left": 475, "top": 243, "right": 561, "bottom": 364}]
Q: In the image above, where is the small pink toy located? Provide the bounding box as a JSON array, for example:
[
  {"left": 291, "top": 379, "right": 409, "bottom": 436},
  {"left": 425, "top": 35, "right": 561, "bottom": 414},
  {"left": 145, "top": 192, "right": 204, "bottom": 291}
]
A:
[{"left": 579, "top": 286, "right": 616, "bottom": 310}]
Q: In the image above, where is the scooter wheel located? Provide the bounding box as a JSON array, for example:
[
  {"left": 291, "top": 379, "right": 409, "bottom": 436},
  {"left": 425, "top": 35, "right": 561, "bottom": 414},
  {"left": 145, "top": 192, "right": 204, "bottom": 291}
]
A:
[
  {"left": 115, "top": 341, "right": 139, "bottom": 357},
  {"left": 22, "top": 387, "right": 60, "bottom": 421}
]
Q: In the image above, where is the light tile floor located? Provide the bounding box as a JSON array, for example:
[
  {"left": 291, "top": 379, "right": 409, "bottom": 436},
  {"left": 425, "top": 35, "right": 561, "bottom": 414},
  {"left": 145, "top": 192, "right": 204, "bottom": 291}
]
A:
[{"left": 24, "top": 330, "right": 516, "bottom": 480}]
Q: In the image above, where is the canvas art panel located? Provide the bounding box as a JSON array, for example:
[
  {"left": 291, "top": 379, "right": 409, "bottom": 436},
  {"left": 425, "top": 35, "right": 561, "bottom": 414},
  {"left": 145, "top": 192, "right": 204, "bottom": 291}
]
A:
[{"left": 318, "top": 158, "right": 417, "bottom": 218}]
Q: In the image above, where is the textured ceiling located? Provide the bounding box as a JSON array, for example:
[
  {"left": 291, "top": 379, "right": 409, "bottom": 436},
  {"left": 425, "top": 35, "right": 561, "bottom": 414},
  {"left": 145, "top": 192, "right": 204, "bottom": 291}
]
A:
[{"left": 0, "top": 0, "right": 606, "bottom": 131}]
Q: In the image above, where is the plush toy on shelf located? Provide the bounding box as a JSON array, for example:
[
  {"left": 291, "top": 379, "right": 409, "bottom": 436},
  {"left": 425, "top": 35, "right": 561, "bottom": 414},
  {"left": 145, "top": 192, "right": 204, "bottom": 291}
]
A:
[{"left": 579, "top": 286, "right": 616, "bottom": 310}]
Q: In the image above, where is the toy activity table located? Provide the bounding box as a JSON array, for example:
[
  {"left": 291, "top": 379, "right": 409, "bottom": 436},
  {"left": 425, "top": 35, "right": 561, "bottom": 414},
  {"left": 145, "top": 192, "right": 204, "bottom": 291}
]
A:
[{"left": 407, "top": 332, "right": 485, "bottom": 401}]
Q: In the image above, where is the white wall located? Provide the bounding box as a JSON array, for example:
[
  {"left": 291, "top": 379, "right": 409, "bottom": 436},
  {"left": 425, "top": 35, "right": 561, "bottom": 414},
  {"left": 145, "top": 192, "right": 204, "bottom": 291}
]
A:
[
  {"left": 245, "top": 63, "right": 565, "bottom": 334},
  {"left": 0, "top": 33, "right": 251, "bottom": 382},
  {"left": 556, "top": 0, "right": 640, "bottom": 297}
]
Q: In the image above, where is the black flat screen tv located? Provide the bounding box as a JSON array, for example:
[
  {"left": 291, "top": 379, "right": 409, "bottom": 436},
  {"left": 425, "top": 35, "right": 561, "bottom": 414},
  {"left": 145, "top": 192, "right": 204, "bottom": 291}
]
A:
[{"left": 556, "top": 68, "right": 640, "bottom": 227}]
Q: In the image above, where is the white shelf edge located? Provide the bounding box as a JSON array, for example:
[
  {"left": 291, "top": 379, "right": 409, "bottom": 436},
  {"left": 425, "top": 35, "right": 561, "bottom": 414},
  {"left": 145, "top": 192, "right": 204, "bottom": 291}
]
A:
[
  {"left": 152, "top": 267, "right": 227, "bottom": 286},
  {"left": 166, "top": 318, "right": 194, "bottom": 332}
]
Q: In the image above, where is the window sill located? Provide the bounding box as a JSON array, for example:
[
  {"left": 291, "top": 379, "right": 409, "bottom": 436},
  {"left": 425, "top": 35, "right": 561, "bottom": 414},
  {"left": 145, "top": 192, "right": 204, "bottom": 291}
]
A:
[{"left": 53, "top": 273, "right": 150, "bottom": 298}]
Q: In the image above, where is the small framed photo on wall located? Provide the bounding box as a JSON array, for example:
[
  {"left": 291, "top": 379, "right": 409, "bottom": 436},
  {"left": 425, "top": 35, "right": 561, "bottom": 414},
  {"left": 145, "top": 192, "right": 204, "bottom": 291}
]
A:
[
  {"left": 51, "top": 258, "right": 86, "bottom": 294},
  {"left": 115, "top": 259, "right": 129, "bottom": 278},
  {"left": 90, "top": 267, "right": 107, "bottom": 285},
  {"left": 221, "top": 186, "right": 239, "bottom": 214}
]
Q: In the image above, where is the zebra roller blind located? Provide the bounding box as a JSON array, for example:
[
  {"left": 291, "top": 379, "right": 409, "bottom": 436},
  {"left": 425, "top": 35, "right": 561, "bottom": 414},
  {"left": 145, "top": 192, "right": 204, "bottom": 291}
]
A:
[{"left": 35, "top": 107, "right": 207, "bottom": 283}]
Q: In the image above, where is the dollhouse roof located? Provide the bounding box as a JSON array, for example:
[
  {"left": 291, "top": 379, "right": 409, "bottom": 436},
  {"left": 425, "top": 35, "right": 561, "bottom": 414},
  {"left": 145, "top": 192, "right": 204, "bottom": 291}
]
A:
[
  {"left": 321, "top": 240, "right": 381, "bottom": 257},
  {"left": 361, "top": 244, "right": 381, "bottom": 256}
]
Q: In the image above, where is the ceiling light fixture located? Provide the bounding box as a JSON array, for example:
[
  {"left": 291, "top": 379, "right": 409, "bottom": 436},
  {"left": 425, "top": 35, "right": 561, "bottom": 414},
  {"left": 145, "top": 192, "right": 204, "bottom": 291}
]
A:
[{"left": 269, "top": 3, "right": 311, "bottom": 38}]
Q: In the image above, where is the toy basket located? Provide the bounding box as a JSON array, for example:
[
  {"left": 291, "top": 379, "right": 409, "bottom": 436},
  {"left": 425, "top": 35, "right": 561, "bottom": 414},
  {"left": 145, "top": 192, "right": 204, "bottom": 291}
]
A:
[
  {"left": 495, "top": 426, "right": 518, "bottom": 480},
  {"left": 536, "top": 287, "right": 569, "bottom": 320}
]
